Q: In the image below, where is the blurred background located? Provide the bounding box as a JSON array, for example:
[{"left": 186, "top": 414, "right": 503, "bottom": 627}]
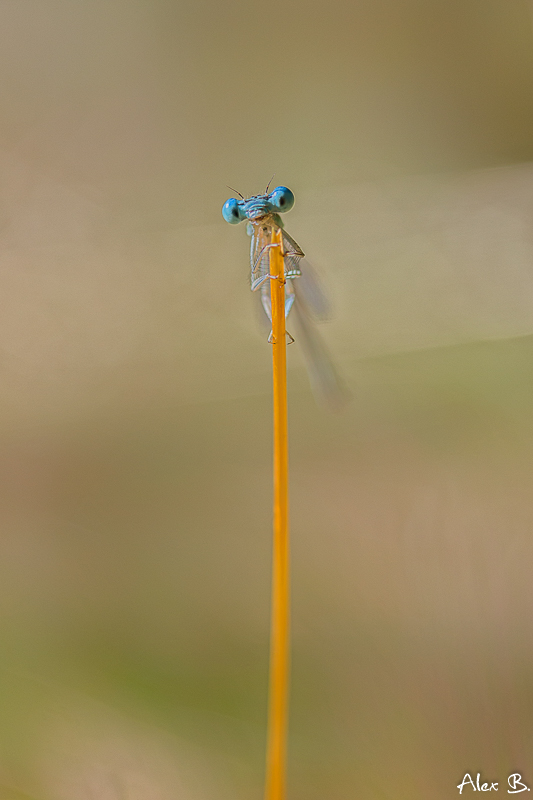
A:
[{"left": 1, "top": 1, "right": 533, "bottom": 797}]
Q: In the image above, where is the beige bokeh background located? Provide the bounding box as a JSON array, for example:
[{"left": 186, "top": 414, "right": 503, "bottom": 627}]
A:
[{"left": 2, "top": 1, "right": 533, "bottom": 798}]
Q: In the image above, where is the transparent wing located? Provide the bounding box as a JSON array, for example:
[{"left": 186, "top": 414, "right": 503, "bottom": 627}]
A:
[
  {"left": 280, "top": 228, "right": 304, "bottom": 279},
  {"left": 250, "top": 223, "right": 348, "bottom": 409},
  {"left": 292, "top": 258, "right": 331, "bottom": 321},
  {"left": 256, "top": 283, "right": 349, "bottom": 411},
  {"left": 249, "top": 225, "right": 272, "bottom": 290},
  {"left": 250, "top": 225, "right": 330, "bottom": 321},
  {"left": 291, "top": 285, "right": 350, "bottom": 411},
  {"left": 281, "top": 229, "right": 330, "bottom": 321}
]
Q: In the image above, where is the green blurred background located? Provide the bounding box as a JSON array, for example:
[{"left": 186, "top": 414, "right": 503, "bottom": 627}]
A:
[{"left": 2, "top": 1, "right": 533, "bottom": 797}]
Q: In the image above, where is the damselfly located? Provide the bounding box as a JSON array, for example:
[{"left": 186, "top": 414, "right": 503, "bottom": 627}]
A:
[{"left": 222, "top": 184, "right": 347, "bottom": 408}]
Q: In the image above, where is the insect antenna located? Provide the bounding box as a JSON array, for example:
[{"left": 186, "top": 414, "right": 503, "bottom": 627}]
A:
[
  {"left": 265, "top": 174, "right": 275, "bottom": 194},
  {"left": 227, "top": 185, "right": 246, "bottom": 200}
]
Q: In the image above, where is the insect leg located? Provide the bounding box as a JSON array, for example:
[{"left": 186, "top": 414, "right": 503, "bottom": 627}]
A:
[{"left": 251, "top": 243, "right": 281, "bottom": 275}]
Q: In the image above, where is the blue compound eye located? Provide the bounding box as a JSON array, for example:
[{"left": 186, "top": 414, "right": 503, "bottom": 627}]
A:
[
  {"left": 268, "top": 186, "right": 294, "bottom": 213},
  {"left": 222, "top": 197, "right": 246, "bottom": 224}
]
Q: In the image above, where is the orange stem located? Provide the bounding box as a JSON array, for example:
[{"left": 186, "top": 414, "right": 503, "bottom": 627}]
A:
[{"left": 264, "top": 226, "right": 290, "bottom": 800}]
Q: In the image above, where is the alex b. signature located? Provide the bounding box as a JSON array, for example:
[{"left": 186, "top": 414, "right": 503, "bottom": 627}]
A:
[{"left": 458, "top": 773, "right": 530, "bottom": 793}]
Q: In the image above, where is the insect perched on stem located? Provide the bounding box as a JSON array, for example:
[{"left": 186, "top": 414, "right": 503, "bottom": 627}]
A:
[{"left": 222, "top": 184, "right": 347, "bottom": 408}]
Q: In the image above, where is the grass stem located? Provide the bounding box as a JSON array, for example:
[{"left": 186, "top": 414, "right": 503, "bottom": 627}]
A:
[{"left": 264, "top": 225, "right": 290, "bottom": 800}]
